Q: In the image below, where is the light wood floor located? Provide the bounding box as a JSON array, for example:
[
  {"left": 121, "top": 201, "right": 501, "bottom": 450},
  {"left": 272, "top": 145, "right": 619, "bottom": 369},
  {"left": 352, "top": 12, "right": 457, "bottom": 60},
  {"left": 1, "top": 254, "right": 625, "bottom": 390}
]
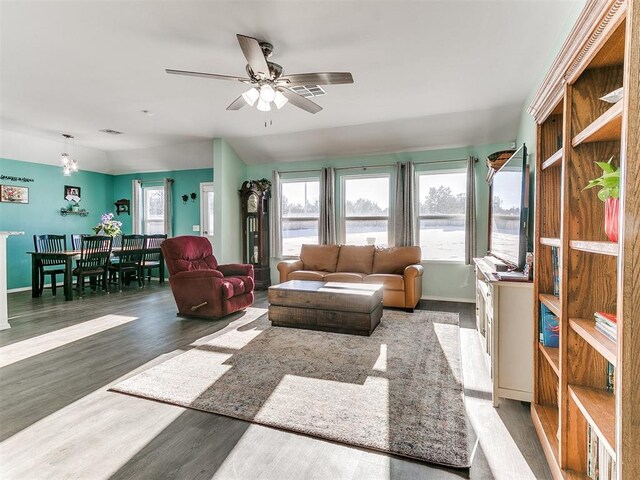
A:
[{"left": 0, "top": 284, "right": 551, "bottom": 479}]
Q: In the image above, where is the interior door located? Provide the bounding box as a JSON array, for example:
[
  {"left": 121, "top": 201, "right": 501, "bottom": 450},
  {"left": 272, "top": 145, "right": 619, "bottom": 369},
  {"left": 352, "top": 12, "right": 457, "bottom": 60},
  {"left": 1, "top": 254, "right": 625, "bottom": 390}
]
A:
[{"left": 200, "top": 182, "right": 214, "bottom": 248}]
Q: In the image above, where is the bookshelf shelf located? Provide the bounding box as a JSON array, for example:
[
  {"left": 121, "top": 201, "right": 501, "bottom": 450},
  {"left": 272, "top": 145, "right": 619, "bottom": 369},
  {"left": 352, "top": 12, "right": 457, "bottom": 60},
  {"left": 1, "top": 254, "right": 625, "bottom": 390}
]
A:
[
  {"left": 539, "top": 293, "right": 561, "bottom": 317},
  {"left": 569, "top": 318, "right": 617, "bottom": 366},
  {"left": 569, "top": 385, "right": 616, "bottom": 459},
  {"left": 539, "top": 343, "right": 560, "bottom": 376},
  {"left": 542, "top": 148, "right": 563, "bottom": 170},
  {"left": 569, "top": 240, "right": 618, "bottom": 257},
  {"left": 571, "top": 101, "right": 623, "bottom": 147},
  {"left": 541, "top": 237, "right": 561, "bottom": 247},
  {"left": 532, "top": 404, "right": 560, "bottom": 476}
]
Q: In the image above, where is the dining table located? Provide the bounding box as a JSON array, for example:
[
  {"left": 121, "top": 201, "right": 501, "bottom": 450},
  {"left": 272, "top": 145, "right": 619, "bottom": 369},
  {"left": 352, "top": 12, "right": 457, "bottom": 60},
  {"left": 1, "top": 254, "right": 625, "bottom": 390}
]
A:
[{"left": 27, "top": 246, "right": 164, "bottom": 301}]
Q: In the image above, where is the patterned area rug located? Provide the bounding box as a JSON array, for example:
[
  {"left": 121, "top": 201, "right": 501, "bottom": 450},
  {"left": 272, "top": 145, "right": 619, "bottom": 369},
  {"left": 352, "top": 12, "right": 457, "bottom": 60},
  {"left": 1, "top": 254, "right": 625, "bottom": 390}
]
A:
[{"left": 111, "top": 307, "right": 470, "bottom": 468}]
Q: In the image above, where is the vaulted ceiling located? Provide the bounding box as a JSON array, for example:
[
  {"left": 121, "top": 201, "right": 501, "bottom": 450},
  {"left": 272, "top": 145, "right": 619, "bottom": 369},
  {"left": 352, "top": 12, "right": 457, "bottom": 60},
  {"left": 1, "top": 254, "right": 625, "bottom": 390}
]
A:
[{"left": 0, "top": 1, "right": 583, "bottom": 168}]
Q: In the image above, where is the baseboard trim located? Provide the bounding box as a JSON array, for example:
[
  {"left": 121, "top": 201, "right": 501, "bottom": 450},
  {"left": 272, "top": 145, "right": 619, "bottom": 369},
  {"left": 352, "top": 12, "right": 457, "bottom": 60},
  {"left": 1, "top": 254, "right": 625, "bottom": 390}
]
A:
[
  {"left": 8, "top": 286, "right": 34, "bottom": 293},
  {"left": 421, "top": 295, "right": 475, "bottom": 304}
]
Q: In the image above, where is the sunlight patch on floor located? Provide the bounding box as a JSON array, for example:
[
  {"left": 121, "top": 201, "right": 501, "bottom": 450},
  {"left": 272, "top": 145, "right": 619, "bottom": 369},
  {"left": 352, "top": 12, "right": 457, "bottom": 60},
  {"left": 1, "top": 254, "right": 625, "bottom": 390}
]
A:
[
  {"left": 0, "top": 314, "right": 138, "bottom": 368},
  {"left": 372, "top": 344, "right": 387, "bottom": 372},
  {"left": 189, "top": 307, "right": 268, "bottom": 351}
]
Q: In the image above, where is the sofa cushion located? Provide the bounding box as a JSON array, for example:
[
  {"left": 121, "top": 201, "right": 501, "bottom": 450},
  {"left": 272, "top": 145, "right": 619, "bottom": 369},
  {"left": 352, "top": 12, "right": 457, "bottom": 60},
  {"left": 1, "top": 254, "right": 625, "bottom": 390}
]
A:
[
  {"left": 363, "top": 274, "right": 404, "bottom": 291},
  {"left": 221, "top": 275, "right": 254, "bottom": 300},
  {"left": 300, "top": 244, "right": 340, "bottom": 272},
  {"left": 288, "top": 270, "right": 327, "bottom": 281},
  {"left": 335, "top": 245, "right": 375, "bottom": 274},
  {"left": 324, "top": 272, "right": 366, "bottom": 283},
  {"left": 372, "top": 246, "right": 421, "bottom": 274}
]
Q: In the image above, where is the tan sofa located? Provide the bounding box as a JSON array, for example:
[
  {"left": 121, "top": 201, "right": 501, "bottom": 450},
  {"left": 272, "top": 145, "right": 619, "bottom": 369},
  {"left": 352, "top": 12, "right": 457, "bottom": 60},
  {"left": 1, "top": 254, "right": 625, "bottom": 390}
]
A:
[{"left": 277, "top": 244, "right": 423, "bottom": 311}]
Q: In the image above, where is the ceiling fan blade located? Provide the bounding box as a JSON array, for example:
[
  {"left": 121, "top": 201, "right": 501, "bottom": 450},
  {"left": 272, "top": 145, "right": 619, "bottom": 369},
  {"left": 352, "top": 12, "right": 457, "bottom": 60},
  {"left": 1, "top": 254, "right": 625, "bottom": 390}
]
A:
[
  {"left": 236, "top": 34, "right": 270, "bottom": 78},
  {"left": 226, "top": 96, "right": 246, "bottom": 111},
  {"left": 279, "top": 72, "right": 354, "bottom": 86},
  {"left": 165, "top": 69, "right": 250, "bottom": 83},
  {"left": 278, "top": 88, "right": 322, "bottom": 114}
]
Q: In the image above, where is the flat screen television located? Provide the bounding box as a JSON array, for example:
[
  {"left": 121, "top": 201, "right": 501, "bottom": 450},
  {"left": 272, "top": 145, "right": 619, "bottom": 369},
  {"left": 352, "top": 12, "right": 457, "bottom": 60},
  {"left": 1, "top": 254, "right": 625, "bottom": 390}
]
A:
[{"left": 489, "top": 144, "right": 529, "bottom": 270}]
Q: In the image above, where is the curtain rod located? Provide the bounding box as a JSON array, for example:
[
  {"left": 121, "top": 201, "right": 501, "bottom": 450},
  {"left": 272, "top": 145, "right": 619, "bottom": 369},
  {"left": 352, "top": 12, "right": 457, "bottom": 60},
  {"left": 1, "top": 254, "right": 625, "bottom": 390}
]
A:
[
  {"left": 138, "top": 178, "right": 174, "bottom": 184},
  {"left": 276, "top": 157, "right": 476, "bottom": 175}
]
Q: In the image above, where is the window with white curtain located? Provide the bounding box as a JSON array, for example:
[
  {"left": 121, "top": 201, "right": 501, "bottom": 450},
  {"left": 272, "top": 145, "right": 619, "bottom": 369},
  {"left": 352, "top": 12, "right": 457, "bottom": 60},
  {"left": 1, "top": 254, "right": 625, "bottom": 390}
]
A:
[
  {"left": 417, "top": 170, "right": 466, "bottom": 261},
  {"left": 143, "top": 185, "right": 165, "bottom": 234},
  {"left": 341, "top": 174, "right": 390, "bottom": 246},
  {"left": 280, "top": 177, "right": 320, "bottom": 256}
]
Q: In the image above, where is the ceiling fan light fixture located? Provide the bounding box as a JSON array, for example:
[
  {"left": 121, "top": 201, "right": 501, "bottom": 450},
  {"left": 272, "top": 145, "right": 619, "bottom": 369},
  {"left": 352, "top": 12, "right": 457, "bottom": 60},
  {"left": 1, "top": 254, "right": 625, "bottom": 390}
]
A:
[
  {"left": 71, "top": 160, "right": 79, "bottom": 172},
  {"left": 256, "top": 99, "right": 271, "bottom": 112},
  {"left": 259, "top": 84, "right": 276, "bottom": 103},
  {"left": 242, "top": 88, "right": 259, "bottom": 106},
  {"left": 274, "top": 91, "right": 288, "bottom": 109},
  {"left": 61, "top": 153, "right": 70, "bottom": 166}
]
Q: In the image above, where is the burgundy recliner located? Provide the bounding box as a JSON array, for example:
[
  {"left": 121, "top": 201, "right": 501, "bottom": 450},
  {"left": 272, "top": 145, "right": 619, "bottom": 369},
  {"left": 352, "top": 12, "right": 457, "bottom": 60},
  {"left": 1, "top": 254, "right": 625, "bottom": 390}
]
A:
[{"left": 161, "top": 236, "right": 255, "bottom": 318}]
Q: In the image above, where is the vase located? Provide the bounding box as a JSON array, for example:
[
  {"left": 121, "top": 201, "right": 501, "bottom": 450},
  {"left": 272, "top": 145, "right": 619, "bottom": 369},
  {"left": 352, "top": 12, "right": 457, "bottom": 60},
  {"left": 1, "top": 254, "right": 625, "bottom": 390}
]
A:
[
  {"left": 604, "top": 197, "right": 619, "bottom": 243},
  {"left": 71, "top": 205, "right": 79, "bottom": 212}
]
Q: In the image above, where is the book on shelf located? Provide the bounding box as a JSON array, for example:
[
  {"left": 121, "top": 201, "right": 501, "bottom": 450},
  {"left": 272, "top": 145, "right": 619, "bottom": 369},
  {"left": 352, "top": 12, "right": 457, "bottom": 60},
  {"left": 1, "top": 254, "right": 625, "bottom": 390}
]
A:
[
  {"left": 595, "top": 311, "right": 617, "bottom": 341},
  {"left": 551, "top": 246, "right": 560, "bottom": 297},
  {"left": 587, "top": 424, "right": 617, "bottom": 480},
  {"left": 607, "top": 362, "right": 615, "bottom": 393}
]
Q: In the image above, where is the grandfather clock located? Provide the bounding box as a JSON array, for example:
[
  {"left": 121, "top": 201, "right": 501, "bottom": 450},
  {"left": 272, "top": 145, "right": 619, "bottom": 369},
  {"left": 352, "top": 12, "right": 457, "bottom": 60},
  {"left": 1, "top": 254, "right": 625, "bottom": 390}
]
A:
[{"left": 239, "top": 180, "right": 271, "bottom": 290}]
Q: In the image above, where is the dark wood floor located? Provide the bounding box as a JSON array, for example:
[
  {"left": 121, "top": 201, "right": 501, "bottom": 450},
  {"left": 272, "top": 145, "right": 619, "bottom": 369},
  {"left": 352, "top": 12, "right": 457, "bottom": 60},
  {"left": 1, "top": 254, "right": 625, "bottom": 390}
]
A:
[{"left": 0, "top": 284, "right": 551, "bottom": 479}]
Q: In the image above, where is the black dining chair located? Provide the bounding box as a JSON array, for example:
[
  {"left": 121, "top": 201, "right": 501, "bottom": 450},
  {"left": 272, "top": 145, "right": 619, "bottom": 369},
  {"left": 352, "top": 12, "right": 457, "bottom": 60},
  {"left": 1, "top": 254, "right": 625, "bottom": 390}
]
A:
[
  {"left": 33, "top": 234, "right": 67, "bottom": 296},
  {"left": 141, "top": 234, "right": 167, "bottom": 284},
  {"left": 73, "top": 236, "right": 113, "bottom": 296},
  {"left": 71, "top": 234, "right": 90, "bottom": 250},
  {"left": 108, "top": 234, "right": 145, "bottom": 291}
]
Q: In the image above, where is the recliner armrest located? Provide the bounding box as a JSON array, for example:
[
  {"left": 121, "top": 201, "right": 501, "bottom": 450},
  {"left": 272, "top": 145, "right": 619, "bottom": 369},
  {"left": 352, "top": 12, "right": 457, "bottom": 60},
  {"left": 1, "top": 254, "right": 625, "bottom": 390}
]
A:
[
  {"left": 217, "top": 263, "right": 254, "bottom": 278},
  {"left": 172, "top": 270, "right": 224, "bottom": 280},
  {"left": 277, "top": 259, "right": 303, "bottom": 283},
  {"left": 403, "top": 264, "right": 424, "bottom": 279}
]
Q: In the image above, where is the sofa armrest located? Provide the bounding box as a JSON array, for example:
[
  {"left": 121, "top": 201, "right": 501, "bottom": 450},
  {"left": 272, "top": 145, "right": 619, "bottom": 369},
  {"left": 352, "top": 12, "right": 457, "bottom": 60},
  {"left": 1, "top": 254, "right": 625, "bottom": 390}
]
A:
[
  {"left": 277, "top": 259, "right": 303, "bottom": 282},
  {"left": 218, "top": 263, "right": 254, "bottom": 278},
  {"left": 403, "top": 264, "right": 424, "bottom": 309},
  {"left": 404, "top": 264, "right": 424, "bottom": 279}
]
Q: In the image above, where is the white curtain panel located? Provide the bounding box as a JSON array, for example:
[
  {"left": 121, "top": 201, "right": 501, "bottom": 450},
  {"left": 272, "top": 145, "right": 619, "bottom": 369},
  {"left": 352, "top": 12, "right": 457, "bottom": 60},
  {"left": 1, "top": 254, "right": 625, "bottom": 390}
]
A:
[
  {"left": 131, "top": 179, "right": 142, "bottom": 234},
  {"left": 163, "top": 178, "right": 173, "bottom": 237},
  {"left": 320, "top": 167, "right": 337, "bottom": 244},
  {"left": 465, "top": 157, "right": 477, "bottom": 265},
  {"left": 271, "top": 170, "right": 282, "bottom": 258},
  {"left": 394, "top": 162, "right": 416, "bottom": 247}
]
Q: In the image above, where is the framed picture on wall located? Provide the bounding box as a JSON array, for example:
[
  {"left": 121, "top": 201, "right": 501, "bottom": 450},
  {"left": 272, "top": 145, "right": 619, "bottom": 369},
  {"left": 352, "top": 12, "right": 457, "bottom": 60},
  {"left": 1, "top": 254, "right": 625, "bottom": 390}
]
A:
[
  {"left": 0, "top": 185, "right": 29, "bottom": 204},
  {"left": 64, "top": 185, "right": 81, "bottom": 200}
]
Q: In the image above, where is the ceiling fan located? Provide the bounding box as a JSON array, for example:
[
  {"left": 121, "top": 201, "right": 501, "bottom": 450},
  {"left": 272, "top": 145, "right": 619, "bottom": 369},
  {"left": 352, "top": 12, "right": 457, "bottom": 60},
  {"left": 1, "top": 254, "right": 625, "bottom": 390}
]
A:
[{"left": 166, "top": 34, "right": 354, "bottom": 114}]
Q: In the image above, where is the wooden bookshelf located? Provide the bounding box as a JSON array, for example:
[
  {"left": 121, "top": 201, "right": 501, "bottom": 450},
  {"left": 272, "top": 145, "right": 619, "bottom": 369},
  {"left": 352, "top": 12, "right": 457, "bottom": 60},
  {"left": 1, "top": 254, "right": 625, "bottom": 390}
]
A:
[
  {"left": 540, "top": 293, "right": 561, "bottom": 317},
  {"left": 569, "top": 240, "right": 619, "bottom": 256},
  {"left": 569, "top": 385, "right": 616, "bottom": 458},
  {"left": 528, "top": 1, "right": 639, "bottom": 478},
  {"left": 571, "top": 101, "right": 623, "bottom": 146},
  {"left": 539, "top": 343, "right": 560, "bottom": 376},
  {"left": 569, "top": 318, "right": 616, "bottom": 366},
  {"left": 542, "top": 148, "right": 563, "bottom": 170}
]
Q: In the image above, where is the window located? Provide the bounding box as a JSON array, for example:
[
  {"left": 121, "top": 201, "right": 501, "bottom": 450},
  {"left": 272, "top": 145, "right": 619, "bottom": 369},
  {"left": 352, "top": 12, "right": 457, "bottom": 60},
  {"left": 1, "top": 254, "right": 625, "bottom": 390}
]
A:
[
  {"left": 143, "top": 186, "right": 165, "bottom": 234},
  {"left": 418, "top": 171, "right": 466, "bottom": 261},
  {"left": 281, "top": 178, "right": 320, "bottom": 256},
  {"left": 342, "top": 174, "right": 390, "bottom": 246}
]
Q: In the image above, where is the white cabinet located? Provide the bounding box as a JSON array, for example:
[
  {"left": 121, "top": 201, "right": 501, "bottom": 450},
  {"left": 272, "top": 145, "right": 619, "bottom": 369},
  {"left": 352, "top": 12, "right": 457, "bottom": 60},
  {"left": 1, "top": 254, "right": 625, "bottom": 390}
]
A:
[{"left": 474, "top": 258, "right": 533, "bottom": 407}]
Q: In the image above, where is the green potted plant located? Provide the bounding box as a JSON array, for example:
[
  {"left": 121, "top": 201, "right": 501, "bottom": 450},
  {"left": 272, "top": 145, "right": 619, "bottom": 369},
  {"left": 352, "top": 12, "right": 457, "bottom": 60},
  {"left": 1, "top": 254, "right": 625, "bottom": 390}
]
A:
[{"left": 583, "top": 157, "right": 620, "bottom": 242}]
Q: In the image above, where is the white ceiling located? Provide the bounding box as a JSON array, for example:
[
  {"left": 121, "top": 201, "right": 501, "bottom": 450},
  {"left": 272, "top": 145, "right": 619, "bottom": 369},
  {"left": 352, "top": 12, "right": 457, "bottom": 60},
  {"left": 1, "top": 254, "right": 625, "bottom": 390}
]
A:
[{"left": 0, "top": 1, "right": 583, "bottom": 169}]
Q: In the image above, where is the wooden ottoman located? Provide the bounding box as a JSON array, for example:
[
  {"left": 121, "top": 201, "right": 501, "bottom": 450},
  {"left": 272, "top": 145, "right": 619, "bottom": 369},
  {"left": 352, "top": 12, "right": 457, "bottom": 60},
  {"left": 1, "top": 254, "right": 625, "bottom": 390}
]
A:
[{"left": 267, "top": 280, "right": 384, "bottom": 336}]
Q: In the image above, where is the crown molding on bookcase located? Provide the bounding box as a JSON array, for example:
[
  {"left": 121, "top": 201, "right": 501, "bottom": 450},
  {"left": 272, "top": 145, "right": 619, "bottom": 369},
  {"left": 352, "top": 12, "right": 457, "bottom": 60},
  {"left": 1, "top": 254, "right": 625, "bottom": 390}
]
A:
[{"left": 528, "top": 0, "right": 626, "bottom": 124}]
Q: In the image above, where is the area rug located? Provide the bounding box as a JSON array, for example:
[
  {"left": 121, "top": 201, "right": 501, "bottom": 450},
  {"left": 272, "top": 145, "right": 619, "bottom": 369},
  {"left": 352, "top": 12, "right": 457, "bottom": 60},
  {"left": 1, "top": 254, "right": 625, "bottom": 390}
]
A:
[{"left": 111, "top": 307, "right": 470, "bottom": 468}]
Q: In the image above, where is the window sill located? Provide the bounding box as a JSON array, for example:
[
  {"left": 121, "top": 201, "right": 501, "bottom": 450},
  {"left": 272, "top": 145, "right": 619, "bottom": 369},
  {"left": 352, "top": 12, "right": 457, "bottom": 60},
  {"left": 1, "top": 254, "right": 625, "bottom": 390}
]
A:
[{"left": 420, "top": 259, "right": 468, "bottom": 265}]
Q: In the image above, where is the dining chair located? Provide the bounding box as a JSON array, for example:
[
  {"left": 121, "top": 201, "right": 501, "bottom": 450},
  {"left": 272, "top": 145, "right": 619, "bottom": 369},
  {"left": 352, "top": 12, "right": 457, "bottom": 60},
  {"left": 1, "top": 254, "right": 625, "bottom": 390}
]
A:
[
  {"left": 33, "top": 234, "right": 67, "bottom": 296},
  {"left": 71, "top": 233, "right": 90, "bottom": 250},
  {"left": 108, "top": 234, "right": 145, "bottom": 291},
  {"left": 141, "top": 234, "right": 167, "bottom": 284},
  {"left": 73, "top": 236, "right": 113, "bottom": 296}
]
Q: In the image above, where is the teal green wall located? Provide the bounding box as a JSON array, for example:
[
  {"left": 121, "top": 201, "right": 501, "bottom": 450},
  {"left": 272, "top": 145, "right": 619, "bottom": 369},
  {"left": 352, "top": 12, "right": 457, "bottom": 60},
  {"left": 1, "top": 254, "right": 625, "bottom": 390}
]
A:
[
  {"left": 112, "top": 168, "right": 213, "bottom": 236},
  {"left": 246, "top": 143, "right": 513, "bottom": 301},
  {"left": 0, "top": 157, "right": 213, "bottom": 290},
  {"left": 0, "top": 158, "right": 114, "bottom": 289},
  {"left": 213, "top": 139, "right": 246, "bottom": 263}
]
